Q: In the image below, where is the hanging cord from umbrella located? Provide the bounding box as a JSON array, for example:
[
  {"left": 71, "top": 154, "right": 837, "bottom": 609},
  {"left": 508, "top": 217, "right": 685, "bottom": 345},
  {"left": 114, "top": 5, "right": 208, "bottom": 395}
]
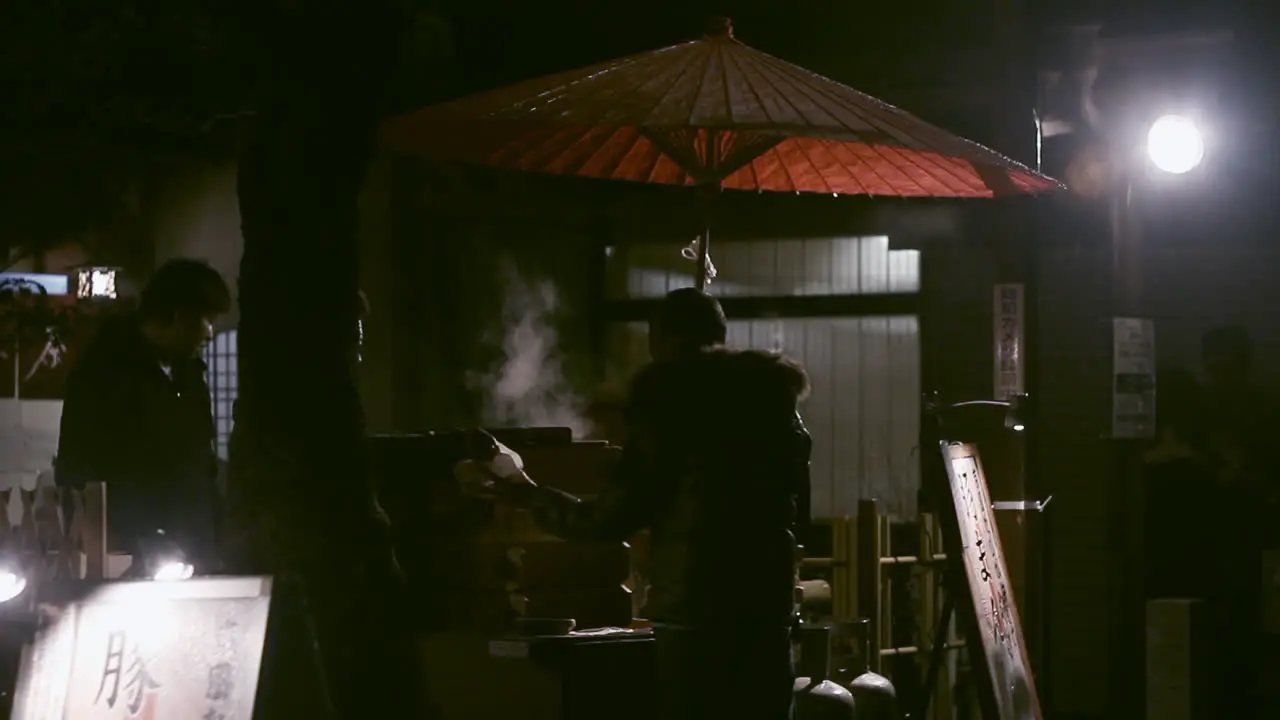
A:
[
  {"left": 680, "top": 234, "right": 717, "bottom": 287},
  {"left": 678, "top": 180, "right": 726, "bottom": 291}
]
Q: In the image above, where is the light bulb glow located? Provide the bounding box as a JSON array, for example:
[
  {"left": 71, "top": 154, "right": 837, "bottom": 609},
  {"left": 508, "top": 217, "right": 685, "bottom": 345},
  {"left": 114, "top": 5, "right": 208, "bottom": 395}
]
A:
[
  {"left": 0, "top": 570, "right": 28, "bottom": 603},
  {"left": 153, "top": 561, "right": 194, "bottom": 582},
  {"left": 1146, "top": 115, "right": 1204, "bottom": 175}
]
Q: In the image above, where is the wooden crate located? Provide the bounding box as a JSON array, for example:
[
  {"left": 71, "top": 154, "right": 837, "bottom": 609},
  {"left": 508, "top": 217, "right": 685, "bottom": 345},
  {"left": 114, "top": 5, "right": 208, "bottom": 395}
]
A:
[
  {"left": 423, "top": 587, "right": 635, "bottom": 633},
  {"left": 1146, "top": 599, "right": 1211, "bottom": 720},
  {"left": 521, "top": 442, "right": 622, "bottom": 496},
  {"left": 421, "top": 632, "right": 654, "bottom": 720},
  {"left": 418, "top": 540, "right": 631, "bottom": 590}
]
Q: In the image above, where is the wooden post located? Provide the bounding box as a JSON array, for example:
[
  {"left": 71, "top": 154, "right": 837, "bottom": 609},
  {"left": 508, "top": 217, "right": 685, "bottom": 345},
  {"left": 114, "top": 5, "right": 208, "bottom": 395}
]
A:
[
  {"left": 1146, "top": 599, "right": 1210, "bottom": 720},
  {"left": 81, "top": 482, "right": 106, "bottom": 581},
  {"left": 920, "top": 512, "right": 950, "bottom": 720},
  {"left": 929, "top": 512, "right": 957, "bottom": 720},
  {"left": 844, "top": 516, "right": 860, "bottom": 620},
  {"left": 832, "top": 516, "right": 851, "bottom": 618},
  {"left": 919, "top": 511, "right": 936, "bottom": 649},
  {"left": 857, "top": 499, "right": 882, "bottom": 672}
]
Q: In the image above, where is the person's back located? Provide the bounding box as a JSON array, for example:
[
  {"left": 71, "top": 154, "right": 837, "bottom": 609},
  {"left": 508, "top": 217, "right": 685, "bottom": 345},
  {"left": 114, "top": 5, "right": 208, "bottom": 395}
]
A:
[
  {"left": 482, "top": 288, "right": 809, "bottom": 719},
  {"left": 632, "top": 346, "right": 810, "bottom": 628}
]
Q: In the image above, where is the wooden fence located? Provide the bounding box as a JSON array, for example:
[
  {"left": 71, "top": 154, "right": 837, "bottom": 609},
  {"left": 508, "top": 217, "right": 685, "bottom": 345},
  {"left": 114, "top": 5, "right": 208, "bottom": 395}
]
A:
[
  {"left": 802, "top": 499, "right": 967, "bottom": 720},
  {"left": 4, "top": 481, "right": 108, "bottom": 583}
]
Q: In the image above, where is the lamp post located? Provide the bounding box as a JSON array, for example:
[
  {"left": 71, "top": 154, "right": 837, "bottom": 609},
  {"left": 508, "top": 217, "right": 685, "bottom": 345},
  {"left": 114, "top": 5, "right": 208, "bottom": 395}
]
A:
[
  {"left": 1113, "top": 111, "right": 1205, "bottom": 311},
  {"left": 1108, "top": 111, "right": 1206, "bottom": 439},
  {"left": 1109, "top": 110, "right": 1206, "bottom": 717},
  {"left": 1039, "top": 25, "right": 1229, "bottom": 715}
]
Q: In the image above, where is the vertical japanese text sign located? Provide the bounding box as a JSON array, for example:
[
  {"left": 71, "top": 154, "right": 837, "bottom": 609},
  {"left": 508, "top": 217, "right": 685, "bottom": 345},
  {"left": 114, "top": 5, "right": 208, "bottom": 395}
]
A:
[
  {"left": 12, "top": 577, "right": 272, "bottom": 720},
  {"left": 1111, "top": 318, "right": 1156, "bottom": 439},
  {"left": 994, "top": 284, "right": 1025, "bottom": 401}
]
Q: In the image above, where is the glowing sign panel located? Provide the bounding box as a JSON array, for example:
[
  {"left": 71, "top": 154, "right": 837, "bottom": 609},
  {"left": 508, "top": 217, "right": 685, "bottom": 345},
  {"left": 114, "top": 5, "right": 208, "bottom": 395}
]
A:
[
  {"left": 12, "top": 577, "right": 272, "bottom": 720},
  {"left": 76, "top": 268, "right": 119, "bottom": 300}
]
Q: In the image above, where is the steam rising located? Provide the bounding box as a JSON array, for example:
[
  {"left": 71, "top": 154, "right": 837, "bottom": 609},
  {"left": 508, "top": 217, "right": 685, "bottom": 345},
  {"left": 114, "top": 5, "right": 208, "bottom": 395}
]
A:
[{"left": 470, "top": 262, "right": 588, "bottom": 437}]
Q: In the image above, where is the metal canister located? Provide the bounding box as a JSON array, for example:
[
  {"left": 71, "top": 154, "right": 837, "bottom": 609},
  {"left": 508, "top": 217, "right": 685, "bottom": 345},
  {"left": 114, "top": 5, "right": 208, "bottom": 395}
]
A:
[
  {"left": 793, "top": 623, "right": 857, "bottom": 719},
  {"left": 842, "top": 618, "right": 896, "bottom": 720}
]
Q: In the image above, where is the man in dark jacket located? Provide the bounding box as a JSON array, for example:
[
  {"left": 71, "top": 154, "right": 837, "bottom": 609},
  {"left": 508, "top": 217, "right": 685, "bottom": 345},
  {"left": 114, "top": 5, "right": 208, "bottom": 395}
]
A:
[
  {"left": 57, "top": 259, "right": 231, "bottom": 570},
  {"left": 492, "top": 288, "right": 811, "bottom": 720}
]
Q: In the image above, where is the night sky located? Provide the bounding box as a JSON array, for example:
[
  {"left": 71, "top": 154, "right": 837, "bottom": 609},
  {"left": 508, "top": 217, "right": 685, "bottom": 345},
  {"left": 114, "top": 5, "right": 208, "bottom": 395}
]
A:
[
  {"left": 0, "top": 0, "right": 1274, "bottom": 258},
  {"left": 0, "top": 1, "right": 1267, "bottom": 153},
  {"left": 443, "top": 0, "right": 1255, "bottom": 96},
  {"left": 437, "top": 0, "right": 1272, "bottom": 162}
]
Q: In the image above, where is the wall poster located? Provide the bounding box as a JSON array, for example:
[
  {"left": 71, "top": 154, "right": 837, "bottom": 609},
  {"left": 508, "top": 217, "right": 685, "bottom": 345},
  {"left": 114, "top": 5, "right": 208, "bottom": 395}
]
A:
[
  {"left": 993, "top": 283, "right": 1025, "bottom": 401},
  {"left": 1112, "top": 317, "right": 1156, "bottom": 439}
]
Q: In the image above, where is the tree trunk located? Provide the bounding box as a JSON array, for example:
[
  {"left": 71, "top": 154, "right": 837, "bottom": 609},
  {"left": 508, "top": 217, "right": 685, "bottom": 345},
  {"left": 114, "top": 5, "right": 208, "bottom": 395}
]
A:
[{"left": 230, "top": 1, "right": 429, "bottom": 717}]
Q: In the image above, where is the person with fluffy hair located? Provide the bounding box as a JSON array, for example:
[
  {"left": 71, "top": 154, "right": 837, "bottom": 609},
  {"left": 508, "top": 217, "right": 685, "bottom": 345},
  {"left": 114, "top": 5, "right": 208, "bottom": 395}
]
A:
[{"left": 485, "top": 288, "right": 812, "bottom": 720}]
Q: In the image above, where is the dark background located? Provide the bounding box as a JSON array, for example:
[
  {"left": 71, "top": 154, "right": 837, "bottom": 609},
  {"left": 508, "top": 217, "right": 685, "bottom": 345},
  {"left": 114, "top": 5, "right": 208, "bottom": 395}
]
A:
[{"left": 4, "top": 1, "right": 1278, "bottom": 717}]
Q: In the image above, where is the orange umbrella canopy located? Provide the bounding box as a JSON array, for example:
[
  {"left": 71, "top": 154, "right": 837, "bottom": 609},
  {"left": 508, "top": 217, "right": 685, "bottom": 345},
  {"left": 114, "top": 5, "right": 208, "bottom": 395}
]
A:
[{"left": 381, "top": 19, "right": 1061, "bottom": 198}]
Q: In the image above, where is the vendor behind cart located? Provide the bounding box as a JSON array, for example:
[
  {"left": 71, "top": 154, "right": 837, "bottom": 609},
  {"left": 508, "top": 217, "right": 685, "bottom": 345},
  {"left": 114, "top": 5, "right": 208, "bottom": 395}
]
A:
[
  {"left": 56, "top": 259, "right": 230, "bottom": 572},
  {"left": 469, "top": 288, "right": 812, "bottom": 720}
]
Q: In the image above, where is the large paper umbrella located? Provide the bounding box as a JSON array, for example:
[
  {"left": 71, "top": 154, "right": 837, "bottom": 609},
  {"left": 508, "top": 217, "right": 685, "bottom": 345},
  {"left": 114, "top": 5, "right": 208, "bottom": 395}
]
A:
[{"left": 381, "top": 18, "right": 1061, "bottom": 284}]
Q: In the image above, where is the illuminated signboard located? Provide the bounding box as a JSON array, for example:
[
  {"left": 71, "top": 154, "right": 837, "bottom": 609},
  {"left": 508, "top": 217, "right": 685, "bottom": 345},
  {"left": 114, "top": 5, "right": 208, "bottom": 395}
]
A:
[
  {"left": 0, "top": 273, "right": 70, "bottom": 296},
  {"left": 12, "top": 577, "right": 272, "bottom": 720},
  {"left": 941, "top": 443, "right": 1041, "bottom": 719},
  {"left": 75, "top": 268, "right": 120, "bottom": 300}
]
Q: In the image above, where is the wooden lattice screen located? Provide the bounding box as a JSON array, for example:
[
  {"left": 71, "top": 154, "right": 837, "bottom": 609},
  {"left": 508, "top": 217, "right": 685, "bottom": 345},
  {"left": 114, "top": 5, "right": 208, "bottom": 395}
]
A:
[{"left": 3, "top": 481, "right": 107, "bottom": 583}]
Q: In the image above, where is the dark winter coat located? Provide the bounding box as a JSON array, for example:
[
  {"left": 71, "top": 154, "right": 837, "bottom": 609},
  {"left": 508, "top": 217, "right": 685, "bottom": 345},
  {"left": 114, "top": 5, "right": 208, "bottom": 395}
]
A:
[
  {"left": 55, "top": 315, "right": 219, "bottom": 559},
  {"left": 528, "top": 347, "right": 812, "bottom": 628}
]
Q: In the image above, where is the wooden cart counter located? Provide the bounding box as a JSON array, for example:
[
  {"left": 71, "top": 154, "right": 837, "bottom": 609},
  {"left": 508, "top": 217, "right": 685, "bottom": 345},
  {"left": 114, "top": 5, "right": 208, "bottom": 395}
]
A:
[{"left": 422, "top": 629, "right": 655, "bottom": 720}]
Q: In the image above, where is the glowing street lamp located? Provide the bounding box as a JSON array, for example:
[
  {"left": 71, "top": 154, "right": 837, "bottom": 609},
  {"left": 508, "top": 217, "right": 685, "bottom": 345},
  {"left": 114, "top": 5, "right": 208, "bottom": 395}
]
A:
[{"left": 1145, "top": 115, "right": 1204, "bottom": 175}]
